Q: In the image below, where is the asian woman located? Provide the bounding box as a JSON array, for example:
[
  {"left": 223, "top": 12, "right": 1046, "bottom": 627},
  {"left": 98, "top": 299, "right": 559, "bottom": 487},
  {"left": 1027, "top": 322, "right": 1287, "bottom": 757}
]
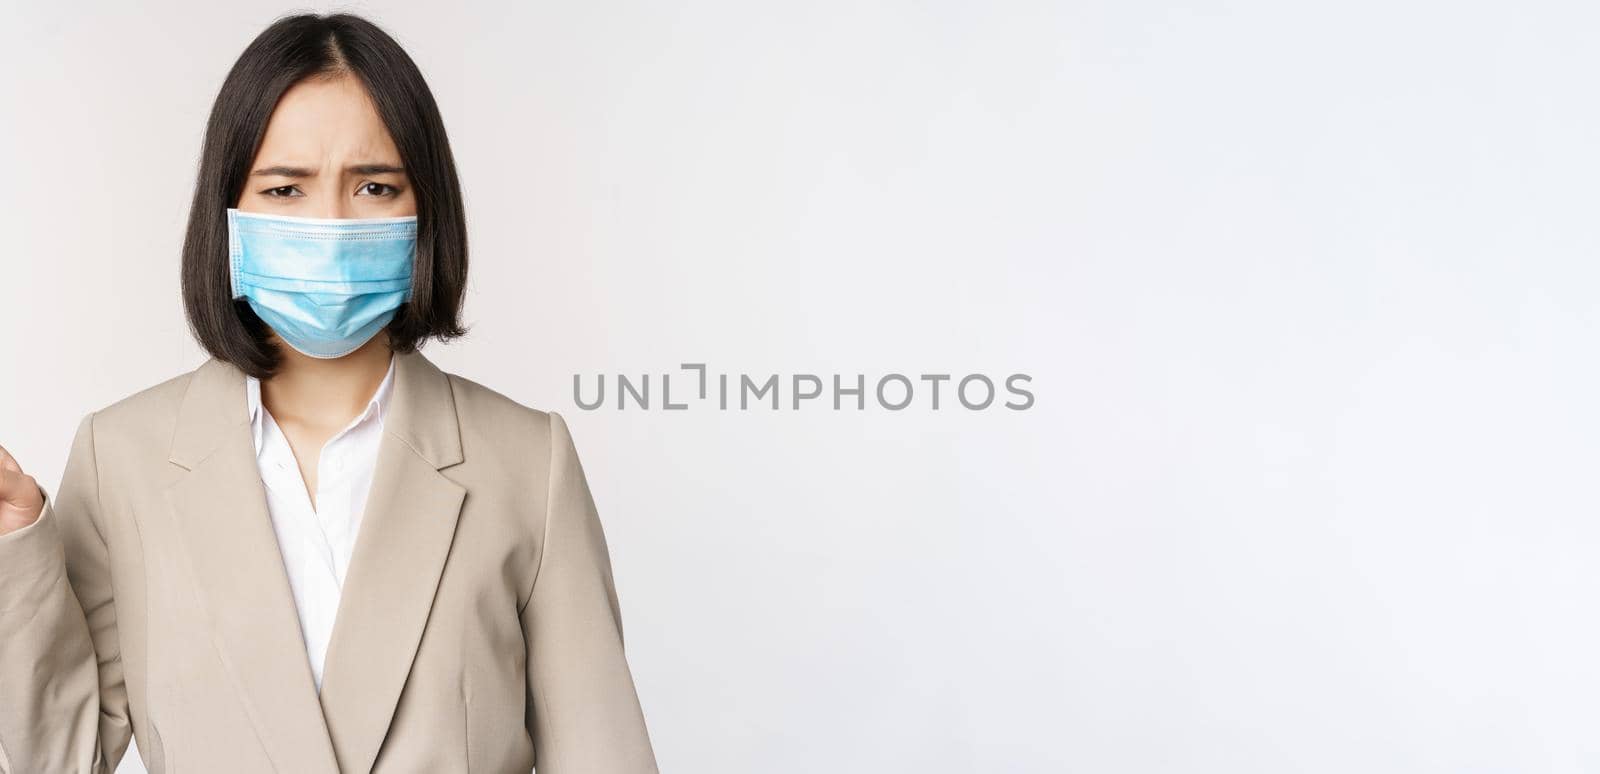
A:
[{"left": 0, "top": 12, "right": 658, "bottom": 774}]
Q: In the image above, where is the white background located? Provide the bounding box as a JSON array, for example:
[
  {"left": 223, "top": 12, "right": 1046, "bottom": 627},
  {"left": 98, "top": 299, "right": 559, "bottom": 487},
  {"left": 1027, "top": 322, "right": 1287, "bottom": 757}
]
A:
[{"left": 3, "top": 1, "right": 1598, "bottom": 772}]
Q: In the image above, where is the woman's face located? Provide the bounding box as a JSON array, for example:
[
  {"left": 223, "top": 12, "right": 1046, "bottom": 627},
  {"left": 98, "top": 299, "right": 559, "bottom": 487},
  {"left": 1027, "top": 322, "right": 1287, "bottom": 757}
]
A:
[{"left": 236, "top": 73, "right": 417, "bottom": 219}]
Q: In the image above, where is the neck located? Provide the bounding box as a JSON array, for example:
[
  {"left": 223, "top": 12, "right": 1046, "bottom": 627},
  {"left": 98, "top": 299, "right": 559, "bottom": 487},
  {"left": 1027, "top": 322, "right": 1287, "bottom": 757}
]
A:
[{"left": 260, "top": 335, "right": 394, "bottom": 431}]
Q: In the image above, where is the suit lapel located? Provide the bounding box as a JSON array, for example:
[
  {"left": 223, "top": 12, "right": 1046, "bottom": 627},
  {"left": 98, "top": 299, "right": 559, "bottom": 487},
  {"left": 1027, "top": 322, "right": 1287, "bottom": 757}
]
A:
[
  {"left": 317, "top": 350, "right": 467, "bottom": 774},
  {"left": 163, "top": 350, "right": 467, "bottom": 774},
  {"left": 164, "top": 358, "right": 342, "bottom": 774}
]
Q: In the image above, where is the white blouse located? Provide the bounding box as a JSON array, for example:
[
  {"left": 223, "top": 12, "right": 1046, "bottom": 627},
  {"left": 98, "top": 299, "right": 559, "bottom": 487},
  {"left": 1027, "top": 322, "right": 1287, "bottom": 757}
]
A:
[{"left": 244, "top": 354, "right": 396, "bottom": 692}]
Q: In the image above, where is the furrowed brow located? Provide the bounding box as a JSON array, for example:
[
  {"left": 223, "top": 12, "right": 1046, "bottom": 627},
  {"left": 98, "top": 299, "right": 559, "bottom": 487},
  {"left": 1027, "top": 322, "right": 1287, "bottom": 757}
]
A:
[
  {"left": 250, "top": 165, "right": 315, "bottom": 177},
  {"left": 347, "top": 163, "right": 406, "bottom": 175}
]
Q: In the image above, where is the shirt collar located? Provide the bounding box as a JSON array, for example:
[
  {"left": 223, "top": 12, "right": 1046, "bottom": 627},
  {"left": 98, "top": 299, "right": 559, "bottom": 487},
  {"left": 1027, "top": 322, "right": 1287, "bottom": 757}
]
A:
[{"left": 245, "top": 353, "right": 398, "bottom": 453}]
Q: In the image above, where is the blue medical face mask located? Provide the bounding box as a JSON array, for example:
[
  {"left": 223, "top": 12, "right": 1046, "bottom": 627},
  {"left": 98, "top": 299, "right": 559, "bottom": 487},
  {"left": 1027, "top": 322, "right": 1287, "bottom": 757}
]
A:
[{"left": 227, "top": 208, "right": 417, "bottom": 359}]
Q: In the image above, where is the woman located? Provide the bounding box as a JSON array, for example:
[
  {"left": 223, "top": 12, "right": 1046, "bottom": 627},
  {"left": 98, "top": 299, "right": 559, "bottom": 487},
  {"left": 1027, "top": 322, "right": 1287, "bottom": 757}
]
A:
[{"left": 0, "top": 13, "right": 658, "bottom": 774}]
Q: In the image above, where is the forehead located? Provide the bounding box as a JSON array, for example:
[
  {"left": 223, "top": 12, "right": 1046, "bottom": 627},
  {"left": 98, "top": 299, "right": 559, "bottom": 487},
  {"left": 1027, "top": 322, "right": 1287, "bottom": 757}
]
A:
[{"left": 252, "top": 74, "right": 400, "bottom": 163}]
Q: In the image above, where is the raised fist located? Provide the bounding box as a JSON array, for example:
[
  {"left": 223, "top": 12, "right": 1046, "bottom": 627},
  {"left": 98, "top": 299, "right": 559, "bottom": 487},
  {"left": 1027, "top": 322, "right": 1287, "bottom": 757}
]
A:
[{"left": 0, "top": 444, "right": 45, "bottom": 537}]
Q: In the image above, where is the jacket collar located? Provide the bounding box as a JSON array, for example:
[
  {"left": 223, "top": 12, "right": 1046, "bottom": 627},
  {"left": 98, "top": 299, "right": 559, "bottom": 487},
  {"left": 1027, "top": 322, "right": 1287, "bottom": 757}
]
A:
[
  {"left": 170, "top": 348, "right": 461, "bottom": 471},
  {"left": 164, "top": 348, "right": 467, "bottom": 774},
  {"left": 244, "top": 351, "right": 398, "bottom": 455}
]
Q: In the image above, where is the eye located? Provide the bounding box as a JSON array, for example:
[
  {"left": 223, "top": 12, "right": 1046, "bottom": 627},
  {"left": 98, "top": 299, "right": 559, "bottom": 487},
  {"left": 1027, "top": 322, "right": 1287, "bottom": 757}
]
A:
[
  {"left": 357, "top": 182, "right": 400, "bottom": 197},
  {"left": 261, "top": 185, "right": 303, "bottom": 198}
]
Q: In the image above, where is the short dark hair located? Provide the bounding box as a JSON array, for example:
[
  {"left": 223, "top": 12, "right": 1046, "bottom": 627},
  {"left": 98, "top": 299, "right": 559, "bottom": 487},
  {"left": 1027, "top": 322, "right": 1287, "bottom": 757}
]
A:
[{"left": 181, "top": 13, "right": 468, "bottom": 378}]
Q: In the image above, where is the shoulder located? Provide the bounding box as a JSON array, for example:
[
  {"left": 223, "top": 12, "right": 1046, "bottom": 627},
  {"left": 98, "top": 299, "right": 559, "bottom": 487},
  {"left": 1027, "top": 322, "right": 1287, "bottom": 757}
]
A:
[
  {"left": 440, "top": 369, "right": 581, "bottom": 457},
  {"left": 436, "top": 369, "right": 595, "bottom": 507},
  {"left": 444, "top": 370, "right": 551, "bottom": 430},
  {"left": 82, "top": 366, "right": 199, "bottom": 446}
]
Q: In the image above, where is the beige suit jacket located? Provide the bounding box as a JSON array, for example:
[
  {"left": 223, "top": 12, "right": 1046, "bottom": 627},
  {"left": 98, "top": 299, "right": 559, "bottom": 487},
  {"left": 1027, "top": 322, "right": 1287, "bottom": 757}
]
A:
[{"left": 0, "top": 351, "right": 659, "bottom": 774}]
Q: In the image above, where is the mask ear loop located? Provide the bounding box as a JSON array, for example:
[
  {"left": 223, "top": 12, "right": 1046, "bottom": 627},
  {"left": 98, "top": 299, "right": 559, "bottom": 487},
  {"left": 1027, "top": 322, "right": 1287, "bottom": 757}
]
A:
[
  {"left": 226, "top": 208, "right": 253, "bottom": 299},
  {"left": 402, "top": 243, "right": 418, "bottom": 304}
]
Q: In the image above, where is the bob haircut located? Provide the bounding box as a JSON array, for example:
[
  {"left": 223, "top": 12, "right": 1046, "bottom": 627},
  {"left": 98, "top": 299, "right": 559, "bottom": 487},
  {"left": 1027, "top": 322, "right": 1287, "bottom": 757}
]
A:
[{"left": 181, "top": 13, "right": 468, "bottom": 379}]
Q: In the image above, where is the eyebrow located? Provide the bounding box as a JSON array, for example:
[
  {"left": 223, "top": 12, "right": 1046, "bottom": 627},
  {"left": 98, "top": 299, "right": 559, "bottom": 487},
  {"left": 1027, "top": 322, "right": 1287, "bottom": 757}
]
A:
[{"left": 249, "top": 163, "right": 406, "bottom": 177}]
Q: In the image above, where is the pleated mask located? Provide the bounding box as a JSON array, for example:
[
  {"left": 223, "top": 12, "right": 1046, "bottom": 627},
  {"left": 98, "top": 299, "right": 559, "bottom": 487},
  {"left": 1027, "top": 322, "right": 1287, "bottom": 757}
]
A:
[{"left": 227, "top": 208, "right": 417, "bottom": 359}]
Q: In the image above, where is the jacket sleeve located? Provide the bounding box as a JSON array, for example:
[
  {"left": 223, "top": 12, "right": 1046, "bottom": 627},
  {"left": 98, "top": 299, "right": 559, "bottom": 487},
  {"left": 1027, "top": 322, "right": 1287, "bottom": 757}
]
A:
[
  {"left": 0, "top": 412, "right": 132, "bottom": 774},
  {"left": 521, "top": 411, "right": 658, "bottom": 774}
]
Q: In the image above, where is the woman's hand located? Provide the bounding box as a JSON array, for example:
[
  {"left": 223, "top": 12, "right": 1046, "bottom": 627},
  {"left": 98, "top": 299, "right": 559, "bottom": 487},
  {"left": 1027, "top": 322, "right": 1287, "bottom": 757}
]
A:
[{"left": 0, "top": 444, "right": 45, "bottom": 537}]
